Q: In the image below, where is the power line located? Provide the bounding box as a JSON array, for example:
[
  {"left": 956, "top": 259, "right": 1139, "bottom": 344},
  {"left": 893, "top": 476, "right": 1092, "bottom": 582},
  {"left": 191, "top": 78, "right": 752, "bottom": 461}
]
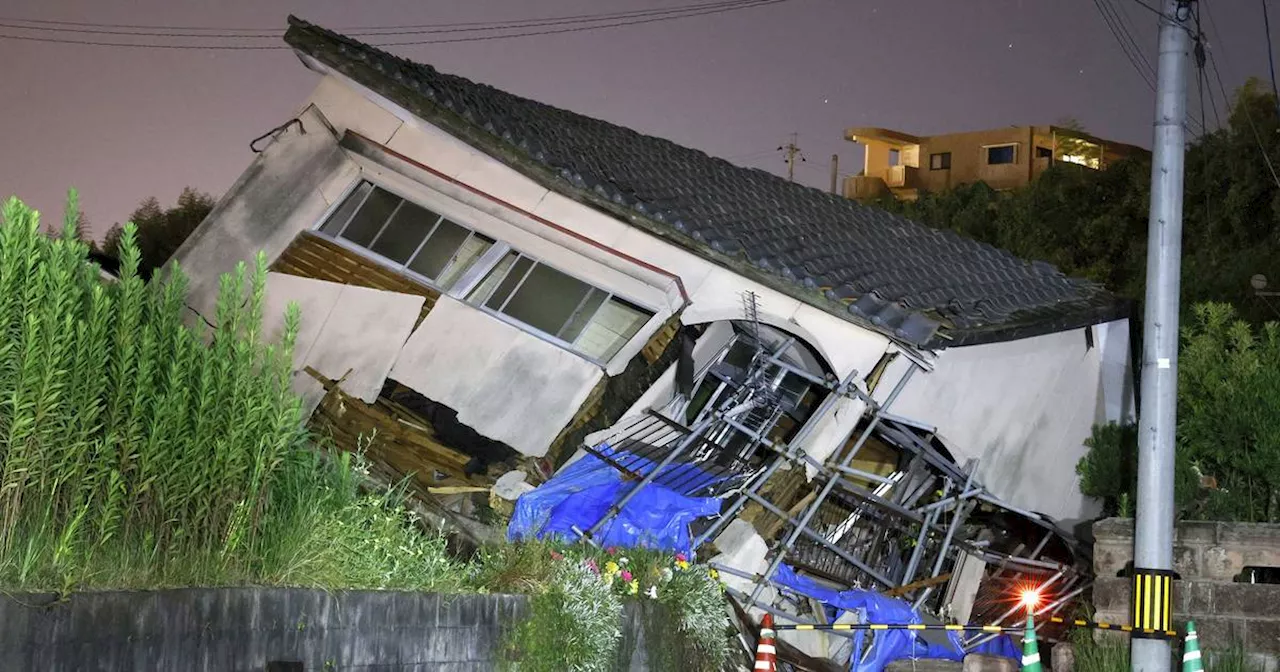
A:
[
  {"left": 1123, "top": 0, "right": 1168, "bottom": 18},
  {"left": 363, "top": 1, "right": 789, "bottom": 48},
  {"left": 0, "top": 0, "right": 761, "bottom": 39},
  {"left": 1092, "top": 0, "right": 1204, "bottom": 136},
  {"left": 0, "top": 0, "right": 757, "bottom": 34},
  {"left": 1262, "top": 0, "right": 1280, "bottom": 107},
  {"left": 0, "top": 0, "right": 788, "bottom": 50},
  {"left": 1193, "top": 5, "right": 1223, "bottom": 131},
  {"left": 1093, "top": 0, "right": 1155, "bottom": 91},
  {"left": 1201, "top": 2, "right": 1280, "bottom": 190},
  {"left": 1106, "top": 0, "right": 1157, "bottom": 84}
]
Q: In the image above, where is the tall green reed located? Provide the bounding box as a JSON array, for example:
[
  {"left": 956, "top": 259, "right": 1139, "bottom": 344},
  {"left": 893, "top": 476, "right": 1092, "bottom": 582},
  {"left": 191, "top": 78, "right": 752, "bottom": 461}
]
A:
[
  {"left": 0, "top": 192, "right": 462, "bottom": 593},
  {"left": 0, "top": 192, "right": 308, "bottom": 586}
]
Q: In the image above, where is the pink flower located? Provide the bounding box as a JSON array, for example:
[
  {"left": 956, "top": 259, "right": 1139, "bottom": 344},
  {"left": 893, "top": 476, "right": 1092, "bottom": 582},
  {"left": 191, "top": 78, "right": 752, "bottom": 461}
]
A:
[
  {"left": 550, "top": 550, "right": 564, "bottom": 561},
  {"left": 585, "top": 558, "right": 599, "bottom": 574},
  {"left": 675, "top": 552, "right": 688, "bottom": 563},
  {"left": 621, "top": 570, "right": 633, "bottom": 582},
  {"left": 606, "top": 546, "right": 619, "bottom": 556}
]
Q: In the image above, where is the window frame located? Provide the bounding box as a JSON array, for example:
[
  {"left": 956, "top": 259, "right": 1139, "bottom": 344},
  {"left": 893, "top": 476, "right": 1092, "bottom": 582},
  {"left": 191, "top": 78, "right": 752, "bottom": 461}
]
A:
[
  {"left": 983, "top": 143, "right": 1019, "bottom": 166},
  {"left": 928, "top": 152, "right": 952, "bottom": 171},
  {"left": 317, "top": 179, "right": 496, "bottom": 293},
  {"left": 463, "top": 248, "right": 651, "bottom": 362},
  {"left": 310, "top": 175, "right": 659, "bottom": 366}
]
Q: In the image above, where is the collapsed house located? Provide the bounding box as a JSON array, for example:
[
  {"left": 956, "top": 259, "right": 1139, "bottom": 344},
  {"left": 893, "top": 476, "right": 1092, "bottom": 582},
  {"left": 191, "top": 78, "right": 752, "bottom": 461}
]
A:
[{"left": 172, "top": 16, "right": 1136, "bottom": 663}]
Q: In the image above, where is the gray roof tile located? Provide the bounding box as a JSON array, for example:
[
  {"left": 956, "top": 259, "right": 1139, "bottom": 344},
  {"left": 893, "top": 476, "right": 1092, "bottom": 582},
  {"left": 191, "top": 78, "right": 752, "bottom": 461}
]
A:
[{"left": 284, "top": 17, "right": 1129, "bottom": 349}]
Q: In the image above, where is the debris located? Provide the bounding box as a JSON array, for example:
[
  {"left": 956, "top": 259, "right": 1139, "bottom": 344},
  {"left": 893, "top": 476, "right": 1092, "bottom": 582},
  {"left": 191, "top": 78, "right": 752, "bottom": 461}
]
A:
[{"left": 493, "top": 470, "right": 535, "bottom": 501}]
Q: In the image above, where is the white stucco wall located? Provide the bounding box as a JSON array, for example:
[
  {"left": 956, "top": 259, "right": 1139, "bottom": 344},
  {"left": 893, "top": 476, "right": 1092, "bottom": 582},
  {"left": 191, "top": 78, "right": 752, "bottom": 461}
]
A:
[
  {"left": 875, "top": 319, "right": 1133, "bottom": 523},
  {"left": 172, "top": 104, "right": 359, "bottom": 319},
  {"left": 391, "top": 296, "right": 605, "bottom": 458},
  {"left": 261, "top": 272, "right": 424, "bottom": 412},
  {"left": 300, "top": 70, "right": 894, "bottom": 383}
]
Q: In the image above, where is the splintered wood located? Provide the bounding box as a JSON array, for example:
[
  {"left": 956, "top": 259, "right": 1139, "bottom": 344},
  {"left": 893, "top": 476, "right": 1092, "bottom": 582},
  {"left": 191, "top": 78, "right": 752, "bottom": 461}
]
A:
[
  {"left": 272, "top": 231, "right": 441, "bottom": 325},
  {"left": 304, "top": 367, "right": 489, "bottom": 490}
]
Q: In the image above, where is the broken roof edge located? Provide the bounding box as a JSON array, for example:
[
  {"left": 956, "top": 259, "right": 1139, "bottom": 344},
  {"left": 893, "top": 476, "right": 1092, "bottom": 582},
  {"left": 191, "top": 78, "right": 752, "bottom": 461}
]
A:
[
  {"left": 282, "top": 16, "right": 1121, "bottom": 352},
  {"left": 931, "top": 294, "right": 1132, "bottom": 349}
]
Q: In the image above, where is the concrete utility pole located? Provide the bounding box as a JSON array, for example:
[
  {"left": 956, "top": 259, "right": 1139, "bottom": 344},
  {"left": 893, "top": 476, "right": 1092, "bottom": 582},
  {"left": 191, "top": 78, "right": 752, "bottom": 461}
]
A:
[
  {"left": 1132, "top": 2, "right": 1192, "bottom": 671},
  {"left": 778, "top": 133, "right": 805, "bottom": 182},
  {"left": 829, "top": 154, "right": 840, "bottom": 194}
]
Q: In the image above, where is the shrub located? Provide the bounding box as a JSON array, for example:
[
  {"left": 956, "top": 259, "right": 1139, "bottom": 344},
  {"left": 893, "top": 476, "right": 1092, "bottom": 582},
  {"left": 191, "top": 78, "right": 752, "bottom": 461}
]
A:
[
  {"left": 492, "top": 541, "right": 733, "bottom": 672},
  {"left": 1077, "top": 303, "right": 1280, "bottom": 523}
]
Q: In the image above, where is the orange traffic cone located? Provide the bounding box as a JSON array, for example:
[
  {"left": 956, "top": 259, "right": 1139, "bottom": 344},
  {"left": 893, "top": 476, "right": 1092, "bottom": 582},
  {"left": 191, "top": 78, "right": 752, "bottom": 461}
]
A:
[{"left": 754, "top": 613, "right": 777, "bottom": 671}]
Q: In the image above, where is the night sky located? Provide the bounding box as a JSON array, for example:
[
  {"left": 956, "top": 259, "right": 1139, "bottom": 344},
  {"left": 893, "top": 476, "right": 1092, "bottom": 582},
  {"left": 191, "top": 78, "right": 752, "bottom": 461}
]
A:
[{"left": 0, "top": 0, "right": 1267, "bottom": 239}]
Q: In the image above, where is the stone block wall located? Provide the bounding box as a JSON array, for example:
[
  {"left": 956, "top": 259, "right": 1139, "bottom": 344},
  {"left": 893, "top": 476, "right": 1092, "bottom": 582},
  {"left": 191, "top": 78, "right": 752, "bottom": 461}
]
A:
[
  {"left": 0, "top": 588, "right": 663, "bottom": 671},
  {"left": 1093, "top": 517, "right": 1280, "bottom": 581},
  {"left": 1092, "top": 518, "right": 1280, "bottom": 665}
]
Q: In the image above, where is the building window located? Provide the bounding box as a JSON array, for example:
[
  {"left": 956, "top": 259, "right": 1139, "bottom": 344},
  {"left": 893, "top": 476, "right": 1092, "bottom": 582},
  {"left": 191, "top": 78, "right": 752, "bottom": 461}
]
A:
[
  {"left": 467, "top": 252, "right": 652, "bottom": 361},
  {"left": 1035, "top": 146, "right": 1053, "bottom": 159},
  {"left": 985, "top": 144, "right": 1017, "bottom": 165},
  {"left": 318, "top": 181, "right": 494, "bottom": 291},
  {"left": 316, "top": 179, "right": 655, "bottom": 363},
  {"left": 888, "top": 148, "right": 901, "bottom": 167},
  {"left": 929, "top": 152, "right": 951, "bottom": 170}
]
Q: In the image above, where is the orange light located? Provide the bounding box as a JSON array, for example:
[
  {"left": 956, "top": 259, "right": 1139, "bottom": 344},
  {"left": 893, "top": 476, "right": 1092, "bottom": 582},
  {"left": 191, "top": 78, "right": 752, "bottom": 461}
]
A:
[{"left": 1019, "top": 589, "right": 1042, "bottom": 610}]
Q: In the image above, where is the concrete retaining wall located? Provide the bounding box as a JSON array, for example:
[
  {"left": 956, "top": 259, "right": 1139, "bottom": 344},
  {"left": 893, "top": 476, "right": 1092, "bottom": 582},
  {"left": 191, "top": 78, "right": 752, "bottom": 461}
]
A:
[
  {"left": 1094, "top": 517, "right": 1280, "bottom": 581},
  {"left": 0, "top": 588, "right": 663, "bottom": 671},
  {"left": 1092, "top": 518, "right": 1280, "bottom": 666}
]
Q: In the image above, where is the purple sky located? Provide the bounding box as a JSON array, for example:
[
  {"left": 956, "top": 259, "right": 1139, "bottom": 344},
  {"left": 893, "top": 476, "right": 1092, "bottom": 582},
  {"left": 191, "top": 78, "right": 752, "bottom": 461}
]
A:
[{"left": 0, "top": 0, "right": 1266, "bottom": 240}]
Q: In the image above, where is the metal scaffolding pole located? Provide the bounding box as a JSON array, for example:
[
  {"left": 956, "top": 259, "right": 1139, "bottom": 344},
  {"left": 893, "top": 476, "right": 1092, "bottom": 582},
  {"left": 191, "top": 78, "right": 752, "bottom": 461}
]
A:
[
  {"left": 1134, "top": 3, "right": 1191, "bottom": 671},
  {"left": 912, "top": 463, "right": 979, "bottom": 611},
  {"left": 584, "top": 414, "right": 718, "bottom": 538},
  {"left": 748, "top": 363, "right": 919, "bottom": 604},
  {"left": 742, "top": 490, "right": 895, "bottom": 587},
  {"left": 692, "top": 369, "right": 861, "bottom": 550}
]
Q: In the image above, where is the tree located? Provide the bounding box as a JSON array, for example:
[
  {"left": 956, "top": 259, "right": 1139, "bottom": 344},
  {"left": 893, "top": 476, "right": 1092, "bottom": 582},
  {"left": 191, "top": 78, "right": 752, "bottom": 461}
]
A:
[
  {"left": 102, "top": 187, "right": 215, "bottom": 279},
  {"left": 1077, "top": 303, "right": 1280, "bottom": 523},
  {"left": 880, "top": 77, "right": 1280, "bottom": 326}
]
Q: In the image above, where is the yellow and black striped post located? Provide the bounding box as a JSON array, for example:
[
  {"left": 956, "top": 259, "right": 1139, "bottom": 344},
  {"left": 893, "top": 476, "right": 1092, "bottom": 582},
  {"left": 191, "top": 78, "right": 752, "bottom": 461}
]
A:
[{"left": 1132, "top": 568, "right": 1176, "bottom": 639}]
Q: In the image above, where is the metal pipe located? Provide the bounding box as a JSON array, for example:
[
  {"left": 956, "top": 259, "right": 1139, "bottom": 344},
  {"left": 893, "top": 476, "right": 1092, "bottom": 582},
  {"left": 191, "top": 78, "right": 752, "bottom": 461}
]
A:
[
  {"left": 832, "top": 464, "right": 898, "bottom": 485},
  {"left": 585, "top": 414, "right": 718, "bottom": 537},
  {"left": 901, "top": 480, "right": 950, "bottom": 585},
  {"left": 744, "top": 490, "right": 895, "bottom": 587},
  {"left": 918, "top": 487, "right": 984, "bottom": 514},
  {"left": 692, "top": 369, "right": 860, "bottom": 550},
  {"left": 748, "top": 363, "right": 918, "bottom": 604},
  {"left": 930, "top": 463, "right": 979, "bottom": 579},
  {"left": 721, "top": 586, "right": 859, "bottom": 641},
  {"left": 964, "top": 569, "right": 1065, "bottom": 649},
  {"left": 692, "top": 455, "right": 784, "bottom": 551}
]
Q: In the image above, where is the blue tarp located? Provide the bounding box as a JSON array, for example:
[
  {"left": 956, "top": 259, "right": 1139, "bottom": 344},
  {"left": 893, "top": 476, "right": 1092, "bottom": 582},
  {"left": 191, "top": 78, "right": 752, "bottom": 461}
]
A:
[
  {"left": 771, "top": 564, "right": 1020, "bottom": 672},
  {"left": 507, "top": 443, "right": 724, "bottom": 555}
]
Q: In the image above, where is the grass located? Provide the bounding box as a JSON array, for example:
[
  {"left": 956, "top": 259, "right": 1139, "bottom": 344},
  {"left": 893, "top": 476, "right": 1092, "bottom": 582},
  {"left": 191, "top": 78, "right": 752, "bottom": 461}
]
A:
[
  {"left": 1070, "top": 628, "right": 1263, "bottom": 672},
  {"left": 0, "top": 193, "right": 462, "bottom": 594}
]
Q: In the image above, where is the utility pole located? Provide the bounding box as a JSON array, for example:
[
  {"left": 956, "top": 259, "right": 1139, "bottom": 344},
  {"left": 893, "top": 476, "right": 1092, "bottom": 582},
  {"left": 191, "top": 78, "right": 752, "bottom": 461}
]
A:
[
  {"left": 778, "top": 133, "right": 806, "bottom": 182},
  {"left": 1132, "top": 2, "right": 1192, "bottom": 671},
  {"left": 829, "top": 154, "right": 840, "bottom": 194}
]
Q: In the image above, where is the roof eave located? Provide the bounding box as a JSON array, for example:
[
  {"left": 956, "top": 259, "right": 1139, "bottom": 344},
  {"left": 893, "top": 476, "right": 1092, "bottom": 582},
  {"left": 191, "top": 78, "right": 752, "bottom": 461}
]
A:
[{"left": 928, "top": 296, "right": 1133, "bottom": 349}]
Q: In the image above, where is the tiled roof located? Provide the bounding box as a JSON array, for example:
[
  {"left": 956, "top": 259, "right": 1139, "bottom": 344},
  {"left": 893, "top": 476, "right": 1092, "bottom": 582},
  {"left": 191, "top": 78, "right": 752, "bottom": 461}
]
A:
[{"left": 283, "top": 17, "right": 1128, "bottom": 349}]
